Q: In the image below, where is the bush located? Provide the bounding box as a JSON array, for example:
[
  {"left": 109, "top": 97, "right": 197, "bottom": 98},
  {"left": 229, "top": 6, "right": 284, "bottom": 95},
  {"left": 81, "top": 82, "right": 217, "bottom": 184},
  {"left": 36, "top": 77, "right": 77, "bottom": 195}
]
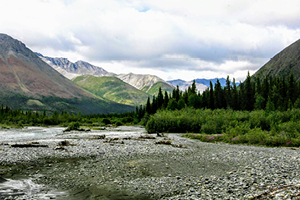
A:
[
  {"left": 65, "top": 122, "right": 81, "bottom": 131},
  {"left": 115, "top": 121, "right": 123, "bottom": 126},
  {"left": 201, "top": 121, "right": 217, "bottom": 134}
]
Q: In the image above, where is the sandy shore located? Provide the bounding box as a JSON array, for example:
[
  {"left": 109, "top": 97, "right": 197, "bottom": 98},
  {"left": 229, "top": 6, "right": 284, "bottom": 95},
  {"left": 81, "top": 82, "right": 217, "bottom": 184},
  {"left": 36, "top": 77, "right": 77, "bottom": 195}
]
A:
[{"left": 1, "top": 126, "right": 300, "bottom": 199}]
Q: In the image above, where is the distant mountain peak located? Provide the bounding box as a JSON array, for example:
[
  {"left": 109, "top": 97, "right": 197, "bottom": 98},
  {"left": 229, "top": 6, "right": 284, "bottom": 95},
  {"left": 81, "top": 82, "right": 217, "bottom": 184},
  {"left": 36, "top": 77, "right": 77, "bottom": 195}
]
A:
[
  {"left": 36, "top": 53, "right": 115, "bottom": 79},
  {"left": 117, "top": 73, "right": 173, "bottom": 90}
]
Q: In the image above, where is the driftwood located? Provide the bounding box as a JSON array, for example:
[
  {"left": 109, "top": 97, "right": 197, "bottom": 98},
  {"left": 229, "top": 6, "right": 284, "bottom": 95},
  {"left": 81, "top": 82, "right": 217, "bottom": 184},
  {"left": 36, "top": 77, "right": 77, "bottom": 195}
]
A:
[
  {"left": 104, "top": 137, "right": 125, "bottom": 144},
  {"left": 155, "top": 140, "right": 187, "bottom": 148},
  {"left": 139, "top": 134, "right": 156, "bottom": 139},
  {"left": 155, "top": 140, "right": 172, "bottom": 145},
  {"left": 10, "top": 142, "right": 49, "bottom": 148},
  {"left": 91, "top": 135, "right": 106, "bottom": 140},
  {"left": 171, "top": 144, "right": 187, "bottom": 148}
]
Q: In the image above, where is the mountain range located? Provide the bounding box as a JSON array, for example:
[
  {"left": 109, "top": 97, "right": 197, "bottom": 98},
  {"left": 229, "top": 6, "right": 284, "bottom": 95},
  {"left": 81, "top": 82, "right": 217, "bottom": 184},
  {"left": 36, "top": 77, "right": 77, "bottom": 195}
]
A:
[
  {"left": 1, "top": 33, "right": 299, "bottom": 114},
  {"left": 0, "top": 33, "right": 132, "bottom": 114},
  {"left": 37, "top": 53, "right": 175, "bottom": 100},
  {"left": 36, "top": 52, "right": 229, "bottom": 93}
]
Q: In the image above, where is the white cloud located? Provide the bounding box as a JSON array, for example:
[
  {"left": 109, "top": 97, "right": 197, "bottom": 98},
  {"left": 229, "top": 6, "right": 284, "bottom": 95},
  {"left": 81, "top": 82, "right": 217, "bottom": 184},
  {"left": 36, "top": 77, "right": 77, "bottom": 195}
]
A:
[{"left": 1, "top": 0, "right": 300, "bottom": 81}]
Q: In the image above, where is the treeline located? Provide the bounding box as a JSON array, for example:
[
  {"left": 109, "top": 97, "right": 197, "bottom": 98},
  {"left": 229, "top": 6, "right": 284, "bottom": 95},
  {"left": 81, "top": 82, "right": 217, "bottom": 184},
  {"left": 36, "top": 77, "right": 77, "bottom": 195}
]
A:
[
  {"left": 136, "top": 72, "right": 300, "bottom": 117},
  {"left": 0, "top": 105, "right": 137, "bottom": 128}
]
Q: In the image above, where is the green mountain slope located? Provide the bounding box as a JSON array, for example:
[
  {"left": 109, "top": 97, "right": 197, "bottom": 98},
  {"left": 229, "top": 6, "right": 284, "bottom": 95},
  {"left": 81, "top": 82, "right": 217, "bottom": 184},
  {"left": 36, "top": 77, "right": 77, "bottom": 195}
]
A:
[
  {"left": 253, "top": 38, "right": 300, "bottom": 81},
  {"left": 143, "top": 82, "right": 175, "bottom": 96},
  {"left": 0, "top": 34, "right": 133, "bottom": 114},
  {"left": 73, "top": 75, "right": 150, "bottom": 106}
]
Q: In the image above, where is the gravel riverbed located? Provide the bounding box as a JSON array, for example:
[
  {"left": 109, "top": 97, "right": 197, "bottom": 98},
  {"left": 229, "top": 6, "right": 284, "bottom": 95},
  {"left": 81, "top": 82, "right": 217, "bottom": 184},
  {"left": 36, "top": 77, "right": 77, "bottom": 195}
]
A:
[{"left": 0, "top": 126, "right": 300, "bottom": 199}]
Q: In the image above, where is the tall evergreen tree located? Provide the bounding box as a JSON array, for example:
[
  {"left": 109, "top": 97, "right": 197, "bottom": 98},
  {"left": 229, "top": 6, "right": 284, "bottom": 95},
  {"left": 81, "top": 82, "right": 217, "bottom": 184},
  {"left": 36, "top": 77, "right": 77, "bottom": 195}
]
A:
[
  {"left": 239, "top": 82, "right": 246, "bottom": 110},
  {"left": 231, "top": 78, "right": 239, "bottom": 110},
  {"left": 201, "top": 89, "right": 209, "bottom": 108},
  {"left": 190, "top": 80, "right": 197, "bottom": 95},
  {"left": 163, "top": 91, "right": 169, "bottom": 108},
  {"left": 208, "top": 81, "right": 215, "bottom": 110},
  {"left": 262, "top": 77, "right": 269, "bottom": 108},
  {"left": 288, "top": 72, "right": 297, "bottom": 104},
  {"left": 214, "top": 79, "right": 225, "bottom": 109},
  {"left": 244, "top": 72, "right": 254, "bottom": 111},
  {"left": 146, "top": 97, "right": 151, "bottom": 114},
  {"left": 225, "top": 76, "right": 232, "bottom": 108},
  {"left": 157, "top": 87, "right": 164, "bottom": 109}
]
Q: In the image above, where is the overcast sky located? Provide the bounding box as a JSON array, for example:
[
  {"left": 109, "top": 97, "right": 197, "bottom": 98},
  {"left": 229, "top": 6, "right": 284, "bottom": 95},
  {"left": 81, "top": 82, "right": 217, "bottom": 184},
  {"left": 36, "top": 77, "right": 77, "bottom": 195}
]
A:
[{"left": 1, "top": 0, "right": 300, "bottom": 81}]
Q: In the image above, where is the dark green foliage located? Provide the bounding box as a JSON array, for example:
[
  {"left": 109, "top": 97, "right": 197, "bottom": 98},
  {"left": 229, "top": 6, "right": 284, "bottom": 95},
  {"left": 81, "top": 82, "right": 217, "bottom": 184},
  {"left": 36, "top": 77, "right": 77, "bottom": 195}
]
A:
[
  {"left": 177, "top": 99, "right": 186, "bottom": 110},
  {"left": 167, "top": 99, "right": 177, "bottom": 110},
  {"left": 102, "top": 118, "right": 111, "bottom": 125}
]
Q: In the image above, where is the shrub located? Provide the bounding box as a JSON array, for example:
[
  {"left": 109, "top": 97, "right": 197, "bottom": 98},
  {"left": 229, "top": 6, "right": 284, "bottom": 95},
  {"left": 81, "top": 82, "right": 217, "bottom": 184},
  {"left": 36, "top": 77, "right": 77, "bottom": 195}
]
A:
[
  {"left": 65, "top": 122, "right": 81, "bottom": 131},
  {"left": 115, "top": 121, "right": 123, "bottom": 126},
  {"left": 201, "top": 121, "right": 217, "bottom": 134}
]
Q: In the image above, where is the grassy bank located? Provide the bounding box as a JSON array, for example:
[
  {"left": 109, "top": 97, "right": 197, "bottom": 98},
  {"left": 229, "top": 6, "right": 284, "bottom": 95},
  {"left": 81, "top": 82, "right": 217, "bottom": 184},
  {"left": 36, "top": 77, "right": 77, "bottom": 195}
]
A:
[{"left": 145, "top": 108, "right": 300, "bottom": 147}]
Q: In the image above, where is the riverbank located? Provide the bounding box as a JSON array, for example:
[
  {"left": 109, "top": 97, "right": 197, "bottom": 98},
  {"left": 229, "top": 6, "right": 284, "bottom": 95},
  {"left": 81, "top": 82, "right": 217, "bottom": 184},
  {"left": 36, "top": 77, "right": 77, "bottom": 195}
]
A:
[{"left": 1, "top": 126, "right": 300, "bottom": 199}]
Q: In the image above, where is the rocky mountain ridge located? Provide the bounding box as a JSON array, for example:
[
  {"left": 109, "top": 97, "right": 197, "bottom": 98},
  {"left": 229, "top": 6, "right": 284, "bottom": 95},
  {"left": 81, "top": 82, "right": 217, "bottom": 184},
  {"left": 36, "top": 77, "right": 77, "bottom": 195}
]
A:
[
  {"left": 36, "top": 53, "right": 115, "bottom": 79},
  {"left": 116, "top": 73, "right": 174, "bottom": 93}
]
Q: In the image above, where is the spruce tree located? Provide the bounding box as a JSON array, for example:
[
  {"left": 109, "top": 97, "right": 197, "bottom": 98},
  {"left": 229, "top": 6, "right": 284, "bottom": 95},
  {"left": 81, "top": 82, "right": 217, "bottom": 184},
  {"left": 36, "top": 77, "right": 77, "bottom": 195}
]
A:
[
  {"left": 209, "top": 81, "right": 215, "bottom": 110},
  {"left": 244, "top": 72, "right": 254, "bottom": 111},
  {"left": 163, "top": 91, "right": 169, "bottom": 108},
  {"left": 157, "top": 87, "right": 164, "bottom": 109},
  {"left": 146, "top": 97, "right": 151, "bottom": 114},
  {"left": 225, "top": 76, "right": 232, "bottom": 108},
  {"left": 232, "top": 78, "right": 239, "bottom": 110},
  {"left": 214, "top": 79, "right": 225, "bottom": 109},
  {"left": 288, "top": 72, "right": 297, "bottom": 104},
  {"left": 190, "top": 80, "right": 197, "bottom": 95}
]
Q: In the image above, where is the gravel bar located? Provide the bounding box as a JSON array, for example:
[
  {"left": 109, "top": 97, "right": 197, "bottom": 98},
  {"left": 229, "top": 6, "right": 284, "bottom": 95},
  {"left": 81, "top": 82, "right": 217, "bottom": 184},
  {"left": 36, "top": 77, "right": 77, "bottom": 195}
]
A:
[{"left": 0, "top": 126, "right": 300, "bottom": 199}]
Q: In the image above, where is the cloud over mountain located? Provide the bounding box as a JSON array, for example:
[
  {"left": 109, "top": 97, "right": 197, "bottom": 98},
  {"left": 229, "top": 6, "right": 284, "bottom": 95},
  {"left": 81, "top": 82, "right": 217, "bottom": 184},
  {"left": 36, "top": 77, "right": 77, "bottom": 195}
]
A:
[{"left": 2, "top": 0, "right": 300, "bottom": 81}]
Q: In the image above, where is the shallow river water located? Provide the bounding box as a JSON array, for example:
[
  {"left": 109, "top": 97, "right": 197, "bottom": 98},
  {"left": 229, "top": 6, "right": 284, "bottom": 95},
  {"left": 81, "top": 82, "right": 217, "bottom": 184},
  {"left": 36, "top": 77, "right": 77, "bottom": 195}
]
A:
[{"left": 0, "top": 126, "right": 149, "bottom": 200}]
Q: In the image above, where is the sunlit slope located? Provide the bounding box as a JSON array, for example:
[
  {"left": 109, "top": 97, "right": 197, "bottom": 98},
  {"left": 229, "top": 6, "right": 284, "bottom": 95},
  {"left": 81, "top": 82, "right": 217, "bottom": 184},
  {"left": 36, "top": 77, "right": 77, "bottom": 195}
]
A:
[{"left": 73, "top": 75, "right": 150, "bottom": 106}]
